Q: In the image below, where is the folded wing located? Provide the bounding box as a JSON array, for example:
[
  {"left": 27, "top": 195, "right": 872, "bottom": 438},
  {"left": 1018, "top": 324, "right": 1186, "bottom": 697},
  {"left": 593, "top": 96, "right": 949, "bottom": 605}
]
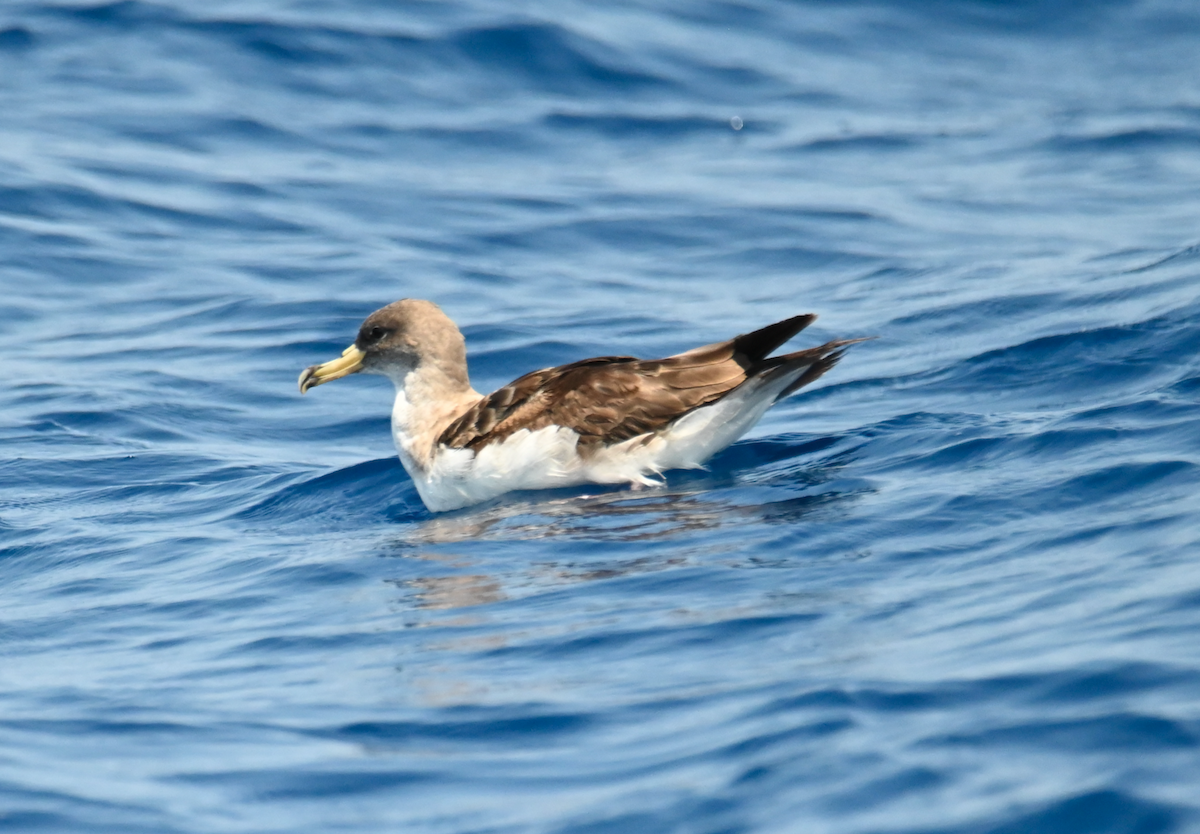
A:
[{"left": 439, "top": 314, "right": 862, "bottom": 452}]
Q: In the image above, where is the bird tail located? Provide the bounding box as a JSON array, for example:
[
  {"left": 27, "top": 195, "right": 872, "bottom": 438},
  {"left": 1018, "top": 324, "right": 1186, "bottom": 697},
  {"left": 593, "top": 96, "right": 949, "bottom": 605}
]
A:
[{"left": 764, "top": 337, "right": 874, "bottom": 400}]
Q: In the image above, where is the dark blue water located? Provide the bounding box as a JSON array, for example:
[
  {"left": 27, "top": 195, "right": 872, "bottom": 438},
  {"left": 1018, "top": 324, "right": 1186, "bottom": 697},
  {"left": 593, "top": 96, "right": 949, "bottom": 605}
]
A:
[{"left": 4, "top": 1, "right": 1200, "bottom": 831}]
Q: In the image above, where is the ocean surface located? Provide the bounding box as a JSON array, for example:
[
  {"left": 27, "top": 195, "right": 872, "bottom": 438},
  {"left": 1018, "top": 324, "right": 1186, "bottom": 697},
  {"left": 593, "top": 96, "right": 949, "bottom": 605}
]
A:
[{"left": 4, "top": 1, "right": 1200, "bottom": 831}]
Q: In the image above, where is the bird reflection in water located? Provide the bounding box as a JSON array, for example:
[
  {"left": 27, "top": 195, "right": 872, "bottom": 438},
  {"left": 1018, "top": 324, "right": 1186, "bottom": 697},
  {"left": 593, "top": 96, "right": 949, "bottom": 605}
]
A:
[
  {"left": 404, "top": 573, "right": 507, "bottom": 611},
  {"left": 382, "top": 448, "right": 867, "bottom": 616},
  {"left": 380, "top": 454, "right": 867, "bottom": 705},
  {"left": 405, "top": 444, "right": 865, "bottom": 548}
]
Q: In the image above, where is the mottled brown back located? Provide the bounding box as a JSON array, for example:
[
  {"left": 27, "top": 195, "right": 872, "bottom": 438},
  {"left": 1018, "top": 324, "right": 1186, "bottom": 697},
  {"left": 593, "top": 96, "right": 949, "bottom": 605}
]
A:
[{"left": 439, "top": 315, "right": 862, "bottom": 452}]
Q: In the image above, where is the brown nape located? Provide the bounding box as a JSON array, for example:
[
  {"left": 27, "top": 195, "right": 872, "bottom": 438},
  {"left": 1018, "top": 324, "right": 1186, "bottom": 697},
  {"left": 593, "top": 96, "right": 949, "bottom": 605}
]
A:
[{"left": 437, "top": 315, "right": 862, "bottom": 453}]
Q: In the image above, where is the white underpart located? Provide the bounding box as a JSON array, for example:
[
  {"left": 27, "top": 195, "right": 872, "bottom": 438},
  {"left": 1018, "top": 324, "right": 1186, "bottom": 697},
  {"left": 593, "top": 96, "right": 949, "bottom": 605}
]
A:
[{"left": 390, "top": 365, "right": 802, "bottom": 513}]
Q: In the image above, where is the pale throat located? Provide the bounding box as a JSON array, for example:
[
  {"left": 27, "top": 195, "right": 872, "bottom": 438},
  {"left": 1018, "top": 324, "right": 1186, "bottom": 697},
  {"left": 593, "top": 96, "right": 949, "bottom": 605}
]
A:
[{"left": 388, "top": 365, "right": 480, "bottom": 472}]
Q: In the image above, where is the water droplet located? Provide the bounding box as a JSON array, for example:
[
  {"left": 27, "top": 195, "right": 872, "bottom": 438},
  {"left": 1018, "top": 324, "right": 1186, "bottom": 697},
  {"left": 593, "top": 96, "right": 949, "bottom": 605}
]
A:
[{"left": 730, "top": 116, "right": 744, "bottom": 130}]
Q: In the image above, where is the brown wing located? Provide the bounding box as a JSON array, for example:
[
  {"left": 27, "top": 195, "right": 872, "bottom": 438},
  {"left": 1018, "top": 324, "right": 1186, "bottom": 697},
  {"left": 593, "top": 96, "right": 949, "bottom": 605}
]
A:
[
  {"left": 436, "top": 352, "right": 729, "bottom": 451},
  {"left": 438, "top": 314, "right": 858, "bottom": 452}
]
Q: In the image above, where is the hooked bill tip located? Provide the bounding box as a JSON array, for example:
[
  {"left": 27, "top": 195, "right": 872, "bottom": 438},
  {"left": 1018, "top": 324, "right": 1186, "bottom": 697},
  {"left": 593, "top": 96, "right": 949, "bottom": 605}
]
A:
[{"left": 298, "top": 366, "right": 316, "bottom": 394}]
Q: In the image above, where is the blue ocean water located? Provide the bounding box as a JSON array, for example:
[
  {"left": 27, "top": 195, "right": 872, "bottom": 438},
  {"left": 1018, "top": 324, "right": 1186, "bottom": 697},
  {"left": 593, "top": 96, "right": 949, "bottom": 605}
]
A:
[{"left": 3, "top": 0, "right": 1200, "bottom": 831}]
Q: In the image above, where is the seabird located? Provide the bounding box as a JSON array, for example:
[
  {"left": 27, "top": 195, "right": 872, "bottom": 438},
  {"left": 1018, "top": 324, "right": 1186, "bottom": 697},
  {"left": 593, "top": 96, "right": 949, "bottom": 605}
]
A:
[{"left": 299, "top": 299, "right": 866, "bottom": 512}]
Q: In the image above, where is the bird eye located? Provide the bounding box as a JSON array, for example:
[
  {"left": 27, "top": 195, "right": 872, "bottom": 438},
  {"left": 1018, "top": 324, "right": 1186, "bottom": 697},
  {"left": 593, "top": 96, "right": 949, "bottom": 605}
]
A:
[{"left": 369, "top": 326, "right": 387, "bottom": 341}]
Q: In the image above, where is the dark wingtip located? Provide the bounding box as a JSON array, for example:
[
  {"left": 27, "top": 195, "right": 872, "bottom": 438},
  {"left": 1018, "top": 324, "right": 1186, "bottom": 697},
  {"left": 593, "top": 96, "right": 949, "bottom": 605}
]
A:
[{"left": 732, "top": 314, "right": 818, "bottom": 363}]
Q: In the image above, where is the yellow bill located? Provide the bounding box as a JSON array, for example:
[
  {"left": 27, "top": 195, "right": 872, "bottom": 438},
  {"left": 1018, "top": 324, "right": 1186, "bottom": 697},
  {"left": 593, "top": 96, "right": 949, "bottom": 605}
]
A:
[{"left": 298, "top": 344, "right": 365, "bottom": 394}]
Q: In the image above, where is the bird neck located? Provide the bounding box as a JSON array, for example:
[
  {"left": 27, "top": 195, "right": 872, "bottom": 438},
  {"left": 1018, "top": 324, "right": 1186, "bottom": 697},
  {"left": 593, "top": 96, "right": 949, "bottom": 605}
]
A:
[{"left": 389, "top": 364, "right": 480, "bottom": 472}]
